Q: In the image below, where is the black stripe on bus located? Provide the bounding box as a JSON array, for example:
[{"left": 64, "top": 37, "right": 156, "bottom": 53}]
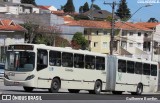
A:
[{"left": 116, "top": 82, "right": 149, "bottom": 86}]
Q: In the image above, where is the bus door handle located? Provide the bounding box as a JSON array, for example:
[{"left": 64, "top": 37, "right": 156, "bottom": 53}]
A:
[{"left": 65, "top": 68, "right": 73, "bottom": 72}]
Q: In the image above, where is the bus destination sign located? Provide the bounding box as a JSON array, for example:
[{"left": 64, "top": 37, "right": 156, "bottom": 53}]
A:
[{"left": 8, "top": 45, "right": 34, "bottom": 50}]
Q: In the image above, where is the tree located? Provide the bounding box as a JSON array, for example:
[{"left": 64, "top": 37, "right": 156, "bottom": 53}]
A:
[
  {"left": 115, "top": 0, "right": 131, "bottom": 21},
  {"left": 21, "top": 0, "right": 36, "bottom": 5},
  {"left": 91, "top": 4, "right": 101, "bottom": 10},
  {"left": 71, "top": 32, "right": 88, "bottom": 50},
  {"left": 36, "top": 25, "right": 62, "bottom": 46},
  {"left": 79, "top": 6, "right": 83, "bottom": 13},
  {"left": 63, "top": 0, "right": 75, "bottom": 13},
  {"left": 22, "top": 21, "right": 38, "bottom": 43},
  {"left": 83, "top": 2, "right": 89, "bottom": 13},
  {"left": 148, "top": 18, "right": 158, "bottom": 23}
]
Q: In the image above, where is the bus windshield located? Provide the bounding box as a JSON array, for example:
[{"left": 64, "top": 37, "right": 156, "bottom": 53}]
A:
[{"left": 6, "top": 51, "right": 35, "bottom": 72}]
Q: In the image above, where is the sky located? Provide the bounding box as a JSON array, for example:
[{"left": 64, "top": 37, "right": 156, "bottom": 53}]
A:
[{"left": 35, "top": 0, "right": 160, "bottom": 22}]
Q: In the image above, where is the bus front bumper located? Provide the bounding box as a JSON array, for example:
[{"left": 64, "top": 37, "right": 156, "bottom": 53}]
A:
[{"left": 4, "top": 78, "right": 36, "bottom": 87}]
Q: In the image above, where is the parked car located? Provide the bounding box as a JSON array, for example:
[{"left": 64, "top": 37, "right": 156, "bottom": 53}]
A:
[{"left": 0, "top": 63, "right": 4, "bottom": 78}]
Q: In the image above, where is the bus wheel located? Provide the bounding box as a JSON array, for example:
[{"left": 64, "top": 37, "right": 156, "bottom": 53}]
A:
[
  {"left": 68, "top": 89, "right": 80, "bottom": 93},
  {"left": 93, "top": 80, "right": 102, "bottom": 94},
  {"left": 49, "top": 78, "right": 61, "bottom": 93},
  {"left": 23, "top": 87, "right": 34, "bottom": 92},
  {"left": 131, "top": 84, "right": 143, "bottom": 95},
  {"left": 112, "top": 91, "right": 122, "bottom": 95}
]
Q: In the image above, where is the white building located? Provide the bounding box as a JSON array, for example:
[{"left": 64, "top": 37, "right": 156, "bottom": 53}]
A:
[{"left": 0, "top": 0, "right": 40, "bottom": 14}]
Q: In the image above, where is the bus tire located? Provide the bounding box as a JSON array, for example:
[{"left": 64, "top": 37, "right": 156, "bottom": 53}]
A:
[
  {"left": 131, "top": 84, "right": 143, "bottom": 95},
  {"left": 23, "top": 87, "right": 34, "bottom": 92},
  {"left": 49, "top": 78, "right": 61, "bottom": 93},
  {"left": 68, "top": 89, "right": 80, "bottom": 93},
  {"left": 93, "top": 80, "right": 102, "bottom": 94},
  {"left": 112, "top": 91, "right": 123, "bottom": 95}
]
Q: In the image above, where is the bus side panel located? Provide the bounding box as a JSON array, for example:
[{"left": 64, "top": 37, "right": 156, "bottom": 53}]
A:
[{"left": 105, "top": 56, "right": 117, "bottom": 91}]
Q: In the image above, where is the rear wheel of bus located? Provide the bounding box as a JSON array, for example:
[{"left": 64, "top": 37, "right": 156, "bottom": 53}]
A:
[
  {"left": 23, "top": 87, "right": 34, "bottom": 92},
  {"left": 131, "top": 84, "right": 143, "bottom": 95},
  {"left": 89, "top": 80, "right": 102, "bottom": 94},
  {"left": 49, "top": 78, "right": 61, "bottom": 93}
]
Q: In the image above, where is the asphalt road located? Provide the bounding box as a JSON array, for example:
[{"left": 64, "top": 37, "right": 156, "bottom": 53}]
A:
[{"left": 0, "top": 78, "right": 160, "bottom": 103}]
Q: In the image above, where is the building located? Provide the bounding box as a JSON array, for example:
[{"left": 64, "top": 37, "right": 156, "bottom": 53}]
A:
[
  {"left": 0, "top": 19, "right": 26, "bottom": 62},
  {"left": 0, "top": 0, "right": 39, "bottom": 15}
]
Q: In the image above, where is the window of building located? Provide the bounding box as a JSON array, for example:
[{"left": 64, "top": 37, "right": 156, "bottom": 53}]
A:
[
  {"left": 84, "top": 30, "right": 87, "bottom": 35},
  {"left": 37, "top": 49, "right": 48, "bottom": 71},
  {"left": 129, "top": 43, "right": 133, "bottom": 47},
  {"left": 121, "top": 41, "right": 127, "bottom": 49},
  {"left": 144, "top": 33, "right": 148, "bottom": 37},
  {"left": 96, "top": 57, "right": 105, "bottom": 70},
  {"left": 94, "top": 42, "right": 98, "bottom": 47},
  {"left": 96, "top": 31, "right": 99, "bottom": 35},
  {"left": 103, "top": 42, "right": 107, "bottom": 48},
  {"left": 137, "top": 43, "right": 141, "bottom": 47},
  {"left": 143, "top": 63, "right": 150, "bottom": 75},
  {"left": 74, "top": 54, "right": 84, "bottom": 69},
  {"left": 135, "top": 62, "right": 142, "bottom": 74},
  {"left": 85, "top": 55, "right": 95, "bottom": 69},
  {"left": 62, "top": 52, "right": 73, "bottom": 67},
  {"left": 129, "top": 32, "right": 133, "bottom": 36},
  {"left": 104, "top": 31, "right": 108, "bottom": 35},
  {"left": 127, "top": 61, "right": 134, "bottom": 73},
  {"left": 118, "top": 60, "right": 126, "bottom": 73},
  {"left": 122, "top": 32, "right": 127, "bottom": 36},
  {"left": 138, "top": 32, "right": 141, "bottom": 36},
  {"left": 151, "top": 65, "right": 157, "bottom": 76},
  {"left": 49, "top": 51, "right": 61, "bottom": 66}
]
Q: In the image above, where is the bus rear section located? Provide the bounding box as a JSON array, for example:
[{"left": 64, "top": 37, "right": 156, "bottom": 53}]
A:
[{"left": 106, "top": 55, "right": 159, "bottom": 95}]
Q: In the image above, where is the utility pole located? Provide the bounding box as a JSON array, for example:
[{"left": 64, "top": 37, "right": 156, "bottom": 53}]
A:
[{"left": 104, "top": 1, "right": 118, "bottom": 55}]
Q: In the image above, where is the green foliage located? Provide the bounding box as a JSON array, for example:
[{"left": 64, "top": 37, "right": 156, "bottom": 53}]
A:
[
  {"left": 148, "top": 18, "right": 158, "bottom": 23},
  {"left": 83, "top": 2, "right": 89, "bottom": 13},
  {"left": 79, "top": 6, "right": 83, "bottom": 13},
  {"left": 21, "top": 22, "right": 38, "bottom": 43},
  {"left": 63, "top": 0, "right": 75, "bottom": 13},
  {"left": 91, "top": 4, "right": 101, "bottom": 10},
  {"left": 74, "top": 14, "right": 90, "bottom": 20},
  {"left": 72, "top": 32, "right": 88, "bottom": 50},
  {"left": 115, "top": 0, "right": 131, "bottom": 21},
  {"left": 21, "top": 0, "right": 36, "bottom": 5}
]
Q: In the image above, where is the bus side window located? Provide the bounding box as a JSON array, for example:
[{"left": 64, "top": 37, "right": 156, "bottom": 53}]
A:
[
  {"left": 85, "top": 55, "right": 95, "bottom": 69},
  {"left": 49, "top": 51, "right": 61, "bottom": 66},
  {"left": 118, "top": 60, "right": 126, "bottom": 73},
  {"left": 127, "top": 61, "right": 134, "bottom": 74},
  {"left": 143, "top": 63, "right": 150, "bottom": 75},
  {"left": 96, "top": 57, "right": 105, "bottom": 70},
  {"left": 151, "top": 65, "right": 157, "bottom": 76},
  {"left": 135, "top": 62, "right": 142, "bottom": 74},
  {"left": 62, "top": 52, "right": 73, "bottom": 67},
  {"left": 37, "top": 49, "right": 48, "bottom": 71},
  {"left": 74, "top": 54, "right": 84, "bottom": 69}
]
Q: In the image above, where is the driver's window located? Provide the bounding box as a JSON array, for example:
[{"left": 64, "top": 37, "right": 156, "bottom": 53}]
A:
[{"left": 37, "top": 49, "right": 48, "bottom": 71}]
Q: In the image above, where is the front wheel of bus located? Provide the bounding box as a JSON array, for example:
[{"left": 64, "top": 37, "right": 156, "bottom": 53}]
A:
[
  {"left": 23, "top": 87, "right": 34, "bottom": 92},
  {"left": 49, "top": 78, "right": 61, "bottom": 93}
]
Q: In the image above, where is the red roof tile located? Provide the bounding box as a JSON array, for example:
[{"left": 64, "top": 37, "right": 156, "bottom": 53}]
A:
[
  {"left": 0, "top": 19, "right": 26, "bottom": 32},
  {"left": 135, "top": 22, "right": 160, "bottom": 29}
]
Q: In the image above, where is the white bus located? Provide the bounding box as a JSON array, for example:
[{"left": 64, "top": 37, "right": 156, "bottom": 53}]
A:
[{"left": 4, "top": 44, "right": 159, "bottom": 95}]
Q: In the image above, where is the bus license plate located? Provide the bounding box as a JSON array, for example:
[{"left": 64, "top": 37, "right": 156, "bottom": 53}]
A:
[{"left": 14, "top": 82, "right": 19, "bottom": 85}]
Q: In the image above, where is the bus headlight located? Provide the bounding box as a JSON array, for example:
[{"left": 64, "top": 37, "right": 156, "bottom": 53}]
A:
[{"left": 25, "top": 75, "right": 35, "bottom": 80}]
